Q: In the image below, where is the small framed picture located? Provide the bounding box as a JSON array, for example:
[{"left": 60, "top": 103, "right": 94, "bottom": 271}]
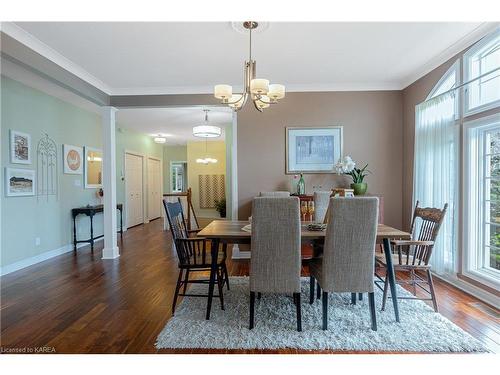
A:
[
  {"left": 10, "top": 130, "right": 32, "bottom": 164},
  {"left": 286, "top": 126, "right": 343, "bottom": 174},
  {"left": 5, "top": 168, "right": 36, "bottom": 197},
  {"left": 63, "top": 144, "right": 84, "bottom": 174}
]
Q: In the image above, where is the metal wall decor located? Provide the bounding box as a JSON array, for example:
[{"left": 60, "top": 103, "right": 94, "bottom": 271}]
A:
[{"left": 36, "top": 133, "right": 58, "bottom": 201}]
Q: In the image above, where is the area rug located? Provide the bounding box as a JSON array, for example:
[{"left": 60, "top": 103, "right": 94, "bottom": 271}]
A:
[{"left": 155, "top": 277, "right": 487, "bottom": 352}]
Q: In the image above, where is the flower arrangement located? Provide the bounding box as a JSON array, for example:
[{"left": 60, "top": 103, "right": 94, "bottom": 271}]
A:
[
  {"left": 335, "top": 156, "right": 370, "bottom": 195},
  {"left": 335, "top": 156, "right": 370, "bottom": 183}
]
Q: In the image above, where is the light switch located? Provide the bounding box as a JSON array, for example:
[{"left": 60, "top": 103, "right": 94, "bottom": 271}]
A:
[{"left": 74, "top": 179, "right": 81, "bottom": 187}]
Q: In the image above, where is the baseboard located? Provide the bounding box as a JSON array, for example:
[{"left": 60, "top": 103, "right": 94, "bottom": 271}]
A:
[
  {"left": 0, "top": 237, "right": 104, "bottom": 276},
  {"left": 433, "top": 273, "right": 500, "bottom": 310},
  {"left": 231, "top": 245, "right": 250, "bottom": 260}
]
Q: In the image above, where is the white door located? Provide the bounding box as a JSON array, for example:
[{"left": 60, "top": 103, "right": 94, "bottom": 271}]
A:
[
  {"left": 147, "top": 158, "right": 161, "bottom": 220},
  {"left": 125, "top": 153, "right": 144, "bottom": 228}
]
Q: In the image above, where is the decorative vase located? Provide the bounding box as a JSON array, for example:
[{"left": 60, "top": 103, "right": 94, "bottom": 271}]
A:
[{"left": 351, "top": 183, "right": 368, "bottom": 196}]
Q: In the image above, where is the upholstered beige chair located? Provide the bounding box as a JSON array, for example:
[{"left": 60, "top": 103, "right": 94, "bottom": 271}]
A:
[
  {"left": 259, "top": 191, "right": 291, "bottom": 197},
  {"left": 250, "top": 196, "right": 302, "bottom": 331},
  {"left": 313, "top": 191, "right": 332, "bottom": 223},
  {"left": 309, "top": 197, "right": 379, "bottom": 331}
]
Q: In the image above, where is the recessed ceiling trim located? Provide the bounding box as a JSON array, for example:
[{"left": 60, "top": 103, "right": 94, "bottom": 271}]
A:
[
  {"left": 399, "top": 22, "right": 500, "bottom": 89},
  {"left": 109, "top": 82, "right": 402, "bottom": 96},
  {"left": 1, "top": 22, "right": 113, "bottom": 94}
]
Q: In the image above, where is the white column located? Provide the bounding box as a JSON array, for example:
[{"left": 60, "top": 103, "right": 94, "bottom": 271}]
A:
[
  {"left": 229, "top": 112, "right": 249, "bottom": 260},
  {"left": 101, "top": 106, "right": 120, "bottom": 259}
]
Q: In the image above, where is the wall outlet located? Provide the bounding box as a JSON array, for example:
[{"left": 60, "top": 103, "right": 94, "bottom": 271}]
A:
[
  {"left": 35, "top": 237, "right": 41, "bottom": 246},
  {"left": 74, "top": 179, "right": 81, "bottom": 187}
]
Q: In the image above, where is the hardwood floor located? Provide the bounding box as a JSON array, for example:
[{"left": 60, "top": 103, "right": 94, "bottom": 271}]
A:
[{"left": 1, "top": 219, "right": 499, "bottom": 354}]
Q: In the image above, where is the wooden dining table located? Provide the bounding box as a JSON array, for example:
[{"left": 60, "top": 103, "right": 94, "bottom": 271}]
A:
[{"left": 197, "top": 220, "right": 411, "bottom": 322}]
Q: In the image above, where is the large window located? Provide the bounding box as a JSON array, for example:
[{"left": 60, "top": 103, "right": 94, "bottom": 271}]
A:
[
  {"left": 464, "top": 29, "right": 500, "bottom": 114},
  {"left": 415, "top": 29, "right": 500, "bottom": 292},
  {"left": 464, "top": 115, "right": 500, "bottom": 288}
]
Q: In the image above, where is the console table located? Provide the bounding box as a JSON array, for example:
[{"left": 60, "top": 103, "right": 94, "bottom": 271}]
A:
[{"left": 71, "top": 204, "right": 123, "bottom": 251}]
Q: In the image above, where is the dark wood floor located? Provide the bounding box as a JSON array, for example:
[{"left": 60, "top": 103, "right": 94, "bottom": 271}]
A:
[{"left": 1, "top": 219, "right": 499, "bottom": 354}]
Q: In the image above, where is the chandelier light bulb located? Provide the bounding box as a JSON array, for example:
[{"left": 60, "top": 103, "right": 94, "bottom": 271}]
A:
[
  {"left": 214, "top": 84, "right": 232, "bottom": 100},
  {"left": 250, "top": 79, "right": 269, "bottom": 95},
  {"left": 268, "top": 84, "right": 285, "bottom": 100}
]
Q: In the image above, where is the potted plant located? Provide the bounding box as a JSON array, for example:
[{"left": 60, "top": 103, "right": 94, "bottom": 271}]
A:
[
  {"left": 335, "top": 156, "right": 370, "bottom": 195},
  {"left": 214, "top": 198, "right": 226, "bottom": 218}
]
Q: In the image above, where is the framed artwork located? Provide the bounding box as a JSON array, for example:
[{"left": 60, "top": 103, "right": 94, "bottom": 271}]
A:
[
  {"left": 286, "top": 126, "right": 343, "bottom": 174},
  {"left": 84, "top": 146, "right": 103, "bottom": 188},
  {"left": 5, "top": 168, "right": 36, "bottom": 197},
  {"left": 10, "top": 130, "right": 31, "bottom": 164},
  {"left": 63, "top": 144, "right": 83, "bottom": 174}
]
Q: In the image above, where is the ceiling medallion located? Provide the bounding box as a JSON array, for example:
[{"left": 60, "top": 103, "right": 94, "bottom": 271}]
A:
[{"left": 214, "top": 21, "right": 285, "bottom": 112}]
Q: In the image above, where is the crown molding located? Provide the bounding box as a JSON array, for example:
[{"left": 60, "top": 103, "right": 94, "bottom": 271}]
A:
[
  {"left": 110, "top": 82, "right": 401, "bottom": 96},
  {"left": 1, "top": 22, "right": 113, "bottom": 94},
  {"left": 399, "top": 22, "right": 500, "bottom": 89}
]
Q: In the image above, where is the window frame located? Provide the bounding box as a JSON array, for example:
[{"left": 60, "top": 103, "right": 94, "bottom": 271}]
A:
[
  {"left": 463, "top": 114, "right": 500, "bottom": 290},
  {"left": 170, "top": 161, "right": 186, "bottom": 193},
  {"left": 463, "top": 29, "right": 500, "bottom": 116}
]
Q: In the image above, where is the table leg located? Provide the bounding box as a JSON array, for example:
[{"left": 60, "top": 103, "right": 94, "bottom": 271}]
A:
[
  {"left": 383, "top": 237, "right": 400, "bottom": 322},
  {"left": 90, "top": 214, "right": 94, "bottom": 251},
  {"left": 73, "top": 215, "right": 77, "bottom": 251},
  {"left": 206, "top": 238, "right": 219, "bottom": 320}
]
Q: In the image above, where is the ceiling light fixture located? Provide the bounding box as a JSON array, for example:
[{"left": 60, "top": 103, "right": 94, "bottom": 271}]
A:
[
  {"left": 153, "top": 135, "right": 167, "bottom": 144},
  {"left": 214, "top": 21, "right": 285, "bottom": 112},
  {"left": 196, "top": 138, "right": 218, "bottom": 165},
  {"left": 193, "top": 110, "right": 222, "bottom": 138}
]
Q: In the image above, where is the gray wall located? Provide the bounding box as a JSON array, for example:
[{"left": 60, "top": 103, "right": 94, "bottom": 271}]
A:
[{"left": 237, "top": 91, "right": 403, "bottom": 228}]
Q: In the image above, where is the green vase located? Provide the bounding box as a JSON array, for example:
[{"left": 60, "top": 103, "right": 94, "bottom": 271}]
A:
[{"left": 351, "top": 183, "right": 368, "bottom": 196}]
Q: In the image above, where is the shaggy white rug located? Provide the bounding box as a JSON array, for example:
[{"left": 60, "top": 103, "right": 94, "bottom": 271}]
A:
[{"left": 155, "top": 277, "right": 487, "bottom": 352}]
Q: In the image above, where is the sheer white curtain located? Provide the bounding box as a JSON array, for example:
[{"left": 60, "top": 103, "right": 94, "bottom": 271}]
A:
[{"left": 413, "top": 91, "right": 458, "bottom": 275}]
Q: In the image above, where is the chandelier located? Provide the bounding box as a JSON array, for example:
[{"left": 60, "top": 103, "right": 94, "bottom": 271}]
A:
[
  {"left": 196, "top": 139, "right": 218, "bottom": 165},
  {"left": 214, "top": 21, "right": 285, "bottom": 112}
]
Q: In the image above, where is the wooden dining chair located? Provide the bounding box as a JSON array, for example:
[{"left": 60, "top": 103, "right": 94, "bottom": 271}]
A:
[
  {"left": 309, "top": 197, "right": 379, "bottom": 331},
  {"left": 249, "top": 197, "right": 302, "bottom": 331},
  {"left": 375, "top": 201, "right": 447, "bottom": 312},
  {"left": 163, "top": 198, "right": 229, "bottom": 315}
]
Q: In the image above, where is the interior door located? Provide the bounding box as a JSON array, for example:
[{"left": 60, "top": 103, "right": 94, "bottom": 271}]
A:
[
  {"left": 125, "top": 153, "right": 144, "bottom": 228},
  {"left": 148, "top": 158, "right": 161, "bottom": 220}
]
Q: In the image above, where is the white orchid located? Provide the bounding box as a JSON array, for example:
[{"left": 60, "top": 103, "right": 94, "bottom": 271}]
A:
[
  {"left": 335, "top": 156, "right": 371, "bottom": 183},
  {"left": 335, "top": 155, "right": 356, "bottom": 174}
]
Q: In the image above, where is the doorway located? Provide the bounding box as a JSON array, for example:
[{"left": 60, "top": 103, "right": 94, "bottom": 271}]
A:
[
  {"left": 147, "top": 157, "right": 162, "bottom": 221},
  {"left": 125, "top": 152, "right": 144, "bottom": 228}
]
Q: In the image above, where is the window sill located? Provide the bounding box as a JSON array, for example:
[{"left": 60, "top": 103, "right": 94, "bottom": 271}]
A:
[{"left": 461, "top": 268, "right": 500, "bottom": 292}]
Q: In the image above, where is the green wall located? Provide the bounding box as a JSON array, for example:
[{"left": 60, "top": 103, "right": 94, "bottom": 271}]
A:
[
  {"left": 162, "top": 145, "right": 187, "bottom": 194},
  {"left": 1, "top": 77, "right": 162, "bottom": 270}
]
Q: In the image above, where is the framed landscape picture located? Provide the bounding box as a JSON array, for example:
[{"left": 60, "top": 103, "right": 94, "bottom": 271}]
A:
[
  {"left": 10, "top": 130, "right": 31, "bottom": 164},
  {"left": 286, "top": 126, "right": 343, "bottom": 174},
  {"left": 5, "top": 168, "right": 36, "bottom": 197},
  {"left": 63, "top": 144, "right": 83, "bottom": 174}
]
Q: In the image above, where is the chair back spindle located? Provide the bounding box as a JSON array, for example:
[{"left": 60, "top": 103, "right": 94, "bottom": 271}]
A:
[
  {"left": 163, "top": 198, "right": 202, "bottom": 266},
  {"left": 408, "top": 201, "right": 448, "bottom": 266}
]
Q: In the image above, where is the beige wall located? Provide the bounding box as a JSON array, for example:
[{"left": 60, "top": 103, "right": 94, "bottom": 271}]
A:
[
  {"left": 237, "top": 91, "right": 403, "bottom": 227},
  {"left": 163, "top": 145, "right": 187, "bottom": 194},
  {"left": 187, "top": 140, "right": 226, "bottom": 218}
]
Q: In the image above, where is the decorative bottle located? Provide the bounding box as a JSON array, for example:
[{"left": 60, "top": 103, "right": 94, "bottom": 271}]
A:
[{"left": 297, "top": 173, "right": 306, "bottom": 195}]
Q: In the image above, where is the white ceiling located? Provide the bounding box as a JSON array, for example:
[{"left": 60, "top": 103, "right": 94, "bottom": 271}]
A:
[
  {"left": 6, "top": 22, "right": 495, "bottom": 94},
  {"left": 116, "top": 107, "right": 231, "bottom": 145}
]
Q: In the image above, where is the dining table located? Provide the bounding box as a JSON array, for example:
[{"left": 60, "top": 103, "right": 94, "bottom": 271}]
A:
[{"left": 197, "top": 220, "right": 411, "bottom": 322}]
